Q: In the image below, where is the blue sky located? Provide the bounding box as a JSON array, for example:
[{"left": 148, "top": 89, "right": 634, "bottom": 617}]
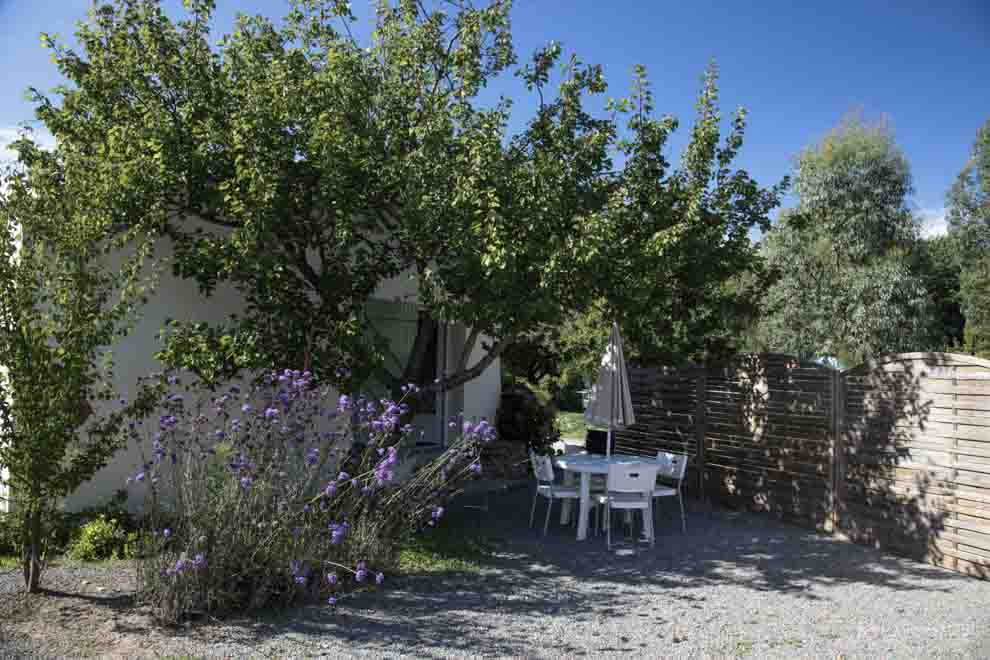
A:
[{"left": 2, "top": 0, "right": 988, "bottom": 236}]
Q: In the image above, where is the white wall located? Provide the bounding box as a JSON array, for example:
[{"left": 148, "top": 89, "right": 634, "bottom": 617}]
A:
[
  {"left": 64, "top": 233, "right": 248, "bottom": 512},
  {"left": 50, "top": 239, "right": 501, "bottom": 511},
  {"left": 460, "top": 334, "right": 501, "bottom": 425},
  {"left": 0, "top": 364, "right": 8, "bottom": 514}
]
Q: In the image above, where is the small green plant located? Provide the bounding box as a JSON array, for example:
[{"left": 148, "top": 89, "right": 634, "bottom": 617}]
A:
[
  {"left": 496, "top": 384, "right": 560, "bottom": 455},
  {"left": 65, "top": 514, "right": 137, "bottom": 561},
  {"left": 0, "top": 512, "right": 21, "bottom": 556}
]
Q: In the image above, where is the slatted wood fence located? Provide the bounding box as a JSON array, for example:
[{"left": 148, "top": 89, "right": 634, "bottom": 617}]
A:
[{"left": 613, "top": 352, "right": 990, "bottom": 579}]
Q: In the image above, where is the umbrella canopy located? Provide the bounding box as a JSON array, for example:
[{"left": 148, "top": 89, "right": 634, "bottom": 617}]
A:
[{"left": 584, "top": 322, "right": 636, "bottom": 456}]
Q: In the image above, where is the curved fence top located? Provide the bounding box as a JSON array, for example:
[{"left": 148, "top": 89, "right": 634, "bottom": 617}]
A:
[{"left": 841, "top": 351, "right": 990, "bottom": 376}]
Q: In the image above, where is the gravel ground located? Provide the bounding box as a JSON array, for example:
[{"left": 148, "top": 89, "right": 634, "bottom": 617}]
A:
[{"left": 3, "top": 489, "right": 990, "bottom": 659}]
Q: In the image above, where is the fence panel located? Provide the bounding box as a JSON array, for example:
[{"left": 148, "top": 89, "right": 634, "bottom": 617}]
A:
[
  {"left": 701, "top": 354, "right": 834, "bottom": 529},
  {"left": 838, "top": 353, "right": 990, "bottom": 578},
  {"left": 616, "top": 351, "right": 990, "bottom": 580}
]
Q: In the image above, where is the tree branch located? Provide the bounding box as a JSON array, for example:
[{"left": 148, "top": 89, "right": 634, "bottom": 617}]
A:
[
  {"left": 457, "top": 326, "right": 480, "bottom": 372},
  {"left": 428, "top": 335, "right": 512, "bottom": 394}
]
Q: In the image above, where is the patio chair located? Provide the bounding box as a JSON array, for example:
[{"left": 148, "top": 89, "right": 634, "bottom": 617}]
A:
[
  {"left": 594, "top": 461, "right": 660, "bottom": 550},
  {"left": 585, "top": 429, "right": 608, "bottom": 455},
  {"left": 529, "top": 451, "right": 581, "bottom": 536},
  {"left": 653, "top": 451, "right": 688, "bottom": 533}
]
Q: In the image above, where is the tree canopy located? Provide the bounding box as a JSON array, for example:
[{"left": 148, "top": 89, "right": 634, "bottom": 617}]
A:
[
  {"left": 754, "top": 116, "right": 936, "bottom": 364},
  {"left": 24, "top": 0, "right": 783, "bottom": 397},
  {"left": 948, "top": 118, "right": 990, "bottom": 357}
]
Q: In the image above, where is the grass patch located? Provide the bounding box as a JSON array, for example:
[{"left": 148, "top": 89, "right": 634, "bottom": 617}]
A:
[
  {"left": 734, "top": 639, "right": 756, "bottom": 657},
  {"left": 557, "top": 411, "right": 589, "bottom": 439},
  {"left": 399, "top": 522, "right": 494, "bottom": 575},
  {"left": 0, "top": 555, "right": 18, "bottom": 569}
]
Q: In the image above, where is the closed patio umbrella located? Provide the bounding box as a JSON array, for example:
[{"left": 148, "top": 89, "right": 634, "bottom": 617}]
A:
[{"left": 584, "top": 322, "right": 636, "bottom": 456}]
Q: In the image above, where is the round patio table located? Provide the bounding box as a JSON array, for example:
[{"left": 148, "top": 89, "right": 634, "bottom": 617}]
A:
[{"left": 554, "top": 453, "right": 661, "bottom": 541}]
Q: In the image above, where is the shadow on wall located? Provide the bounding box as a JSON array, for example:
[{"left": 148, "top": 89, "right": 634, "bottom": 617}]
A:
[
  {"left": 839, "top": 353, "right": 990, "bottom": 579},
  {"left": 615, "top": 351, "right": 990, "bottom": 580},
  {"left": 704, "top": 354, "right": 834, "bottom": 531}
]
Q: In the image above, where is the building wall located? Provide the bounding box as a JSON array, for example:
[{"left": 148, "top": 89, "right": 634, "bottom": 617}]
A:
[
  {"left": 64, "top": 236, "right": 248, "bottom": 512},
  {"left": 50, "top": 243, "right": 501, "bottom": 512}
]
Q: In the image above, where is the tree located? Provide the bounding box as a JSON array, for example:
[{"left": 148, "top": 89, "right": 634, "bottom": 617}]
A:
[
  {"left": 947, "top": 118, "right": 990, "bottom": 356},
  {"left": 756, "top": 116, "right": 937, "bottom": 364},
  {"left": 916, "top": 235, "right": 965, "bottom": 350},
  {"left": 960, "top": 254, "right": 990, "bottom": 358},
  {"left": 29, "top": 0, "right": 782, "bottom": 403},
  {"left": 948, "top": 118, "right": 990, "bottom": 256},
  {"left": 0, "top": 133, "right": 155, "bottom": 591}
]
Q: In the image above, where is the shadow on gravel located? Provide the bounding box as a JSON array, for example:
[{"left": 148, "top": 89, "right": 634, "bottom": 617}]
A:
[{"left": 153, "top": 486, "right": 974, "bottom": 658}]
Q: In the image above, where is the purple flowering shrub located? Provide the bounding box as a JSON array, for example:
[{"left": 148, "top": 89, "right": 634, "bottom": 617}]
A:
[{"left": 129, "top": 369, "right": 496, "bottom": 623}]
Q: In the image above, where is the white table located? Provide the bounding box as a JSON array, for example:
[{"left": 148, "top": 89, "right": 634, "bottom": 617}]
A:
[{"left": 554, "top": 454, "right": 661, "bottom": 541}]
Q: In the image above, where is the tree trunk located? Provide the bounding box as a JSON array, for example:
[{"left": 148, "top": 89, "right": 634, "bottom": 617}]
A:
[{"left": 22, "top": 506, "right": 42, "bottom": 593}]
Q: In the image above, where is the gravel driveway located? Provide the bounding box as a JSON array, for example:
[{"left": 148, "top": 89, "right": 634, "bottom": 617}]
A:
[{"left": 3, "top": 488, "right": 990, "bottom": 659}]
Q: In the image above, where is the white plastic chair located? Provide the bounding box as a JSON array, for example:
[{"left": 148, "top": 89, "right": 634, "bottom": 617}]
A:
[
  {"left": 594, "top": 462, "right": 660, "bottom": 549},
  {"left": 653, "top": 451, "right": 688, "bottom": 533},
  {"left": 529, "top": 451, "right": 581, "bottom": 536}
]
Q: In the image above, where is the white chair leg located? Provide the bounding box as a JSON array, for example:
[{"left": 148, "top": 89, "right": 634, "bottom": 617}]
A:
[
  {"left": 543, "top": 497, "right": 553, "bottom": 537},
  {"left": 606, "top": 507, "right": 612, "bottom": 551},
  {"left": 644, "top": 501, "right": 655, "bottom": 548},
  {"left": 678, "top": 491, "right": 686, "bottom": 534},
  {"left": 529, "top": 490, "right": 539, "bottom": 529}
]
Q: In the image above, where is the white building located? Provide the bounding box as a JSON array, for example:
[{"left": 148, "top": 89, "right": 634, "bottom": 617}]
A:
[{"left": 2, "top": 237, "right": 502, "bottom": 513}]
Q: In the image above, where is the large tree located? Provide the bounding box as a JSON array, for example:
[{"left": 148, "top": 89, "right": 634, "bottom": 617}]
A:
[
  {"left": 947, "top": 118, "right": 990, "bottom": 357},
  {"left": 755, "top": 116, "right": 937, "bottom": 364},
  {"left": 28, "top": 0, "right": 782, "bottom": 399}
]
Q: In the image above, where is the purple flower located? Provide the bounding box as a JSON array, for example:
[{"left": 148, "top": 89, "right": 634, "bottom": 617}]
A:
[
  {"left": 241, "top": 403, "right": 253, "bottom": 413},
  {"left": 328, "top": 521, "right": 350, "bottom": 545},
  {"left": 327, "top": 596, "right": 338, "bottom": 606},
  {"left": 240, "top": 475, "right": 254, "bottom": 489},
  {"left": 431, "top": 506, "right": 444, "bottom": 525},
  {"left": 375, "top": 572, "right": 385, "bottom": 585},
  {"left": 326, "top": 573, "right": 338, "bottom": 585},
  {"left": 355, "top": 561, "right": 368, "bottom": 583},
  {"left": 337, "top": 472, "right": 350, "bottom": 482},
  {"left": 135, "top": 472, "right": 146, "bottom": 482},
  {"left": 264, "top": 406, "right": 279, "bottom": 420},
  {"left": 294, "top": 575, "right": 307, "bottom": 585},
  {"left": 305, "top": 447, "right": 319, "bottom": 466},
  {"left": 303, "top": 503, "right": 312, "bottom": 514},
  {"left": 470, "top": 462, "right": 482, "bottom": 475},
  {"left": 337, "top": 395, "right": 353, "bottom": 412},
  {"left": 163, "top": 528, "right": 171, "bottom": 538},
  {"left": 324, "top": 482, "right": 338, "bottom": 497}
]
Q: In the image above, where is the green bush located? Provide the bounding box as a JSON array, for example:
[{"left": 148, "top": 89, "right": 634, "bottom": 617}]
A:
[
  {"left": 496, "top": 384, "right": 560, "bottom": 455},
  {"left": 66, "top": 514, "right": 138, "bottom": 561},
  {"left": 0, "top": 490, "right": 139, "bottom": 560},
  {"left": 0, "top": 512, "right": 21, "bottom": 556}
]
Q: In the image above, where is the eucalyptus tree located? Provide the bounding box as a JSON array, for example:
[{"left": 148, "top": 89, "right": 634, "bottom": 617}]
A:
[{"left": 757, "top": 117, "right": 937, "bottom": 364}]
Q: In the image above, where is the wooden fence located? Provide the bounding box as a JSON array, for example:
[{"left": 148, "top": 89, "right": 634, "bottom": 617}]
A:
[{"left": 613, "top": 352, "right": 990, "bottom": 579}]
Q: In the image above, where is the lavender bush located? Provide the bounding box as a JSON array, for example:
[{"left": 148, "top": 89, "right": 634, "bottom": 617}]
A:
[{"left": 126, "top": 369, "right": 495, "bottom": 623}]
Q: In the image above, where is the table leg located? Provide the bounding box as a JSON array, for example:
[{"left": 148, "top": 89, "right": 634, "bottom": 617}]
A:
[
  {"left": 643, "top": 499, "right": 654, "bottom": 546},
  {"left": 560, "top": 470, "right": 575, "bottom": 524},
  {"left": 577, "top": 473, "right": 591, "bottom": 541}
]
